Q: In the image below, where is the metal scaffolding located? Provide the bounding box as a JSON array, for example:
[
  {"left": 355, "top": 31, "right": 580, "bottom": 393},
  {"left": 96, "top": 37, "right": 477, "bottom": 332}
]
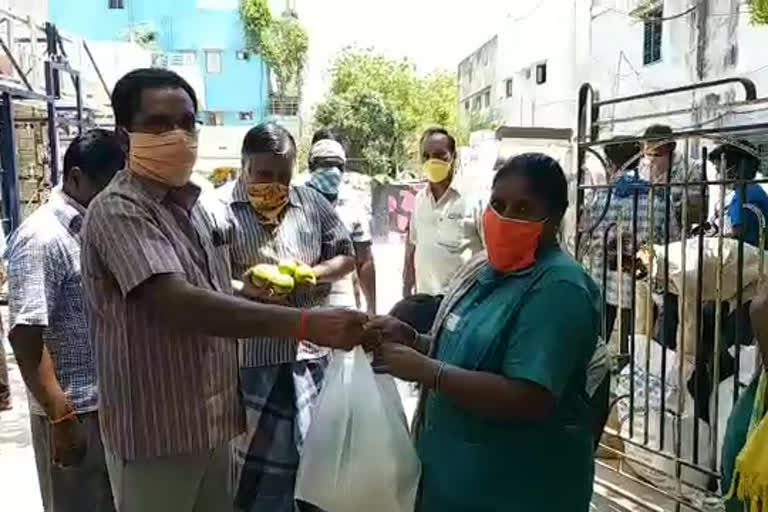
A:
[{"left": 0, "top": 7, "right": 110, "bottom": 234}]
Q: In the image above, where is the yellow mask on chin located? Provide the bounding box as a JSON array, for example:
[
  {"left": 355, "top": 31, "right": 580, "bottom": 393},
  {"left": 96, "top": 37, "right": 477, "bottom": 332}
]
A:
[
  {"left": 246, "top": 182, "right": 289, "bottom": 226},
  {"left": 422, "top": 158, "right": 452, "bottom": 183}
]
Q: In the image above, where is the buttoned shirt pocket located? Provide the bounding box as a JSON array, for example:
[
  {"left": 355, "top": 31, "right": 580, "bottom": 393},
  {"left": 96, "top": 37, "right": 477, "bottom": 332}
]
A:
[{"left": 436, "top": 207, "right": 476, "bottom": 253}]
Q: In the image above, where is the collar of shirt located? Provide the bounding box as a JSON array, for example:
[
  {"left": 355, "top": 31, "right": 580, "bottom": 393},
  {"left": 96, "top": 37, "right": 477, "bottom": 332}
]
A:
[
  {"left": 50, "top": 187, "right": 86, "bottom": 235},
  {"left": 128, "top": 169, "right": 201, "bottom": 212},
  {"left": 425, "top": 180, "right": 461, "bottom": 205},
  {"left": 229, "top": 178, "right": 303, "bottom": 209}
]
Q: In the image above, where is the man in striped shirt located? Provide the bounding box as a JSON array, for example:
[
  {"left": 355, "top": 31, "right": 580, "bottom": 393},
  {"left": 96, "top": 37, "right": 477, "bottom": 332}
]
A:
[
  {"left": 217, "top": 122, "right": 356, "bottom": 512},
  {"left": 80, "top": 69, "right": 366, "bottom": 512},
  {"left": 6, "top": 130, "right": 124, "bottom": 512}
]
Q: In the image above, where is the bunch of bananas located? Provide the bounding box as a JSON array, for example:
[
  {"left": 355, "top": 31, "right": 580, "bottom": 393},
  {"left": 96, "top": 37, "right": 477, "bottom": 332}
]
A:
[{"left": 246, "top": 259, "right": 317, "bottom": 295}]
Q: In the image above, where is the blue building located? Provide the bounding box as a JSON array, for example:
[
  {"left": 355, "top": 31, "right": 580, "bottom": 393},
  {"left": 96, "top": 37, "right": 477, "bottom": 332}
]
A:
[{"left": 49, "top": 0, "right": 271, "bottom": 126}]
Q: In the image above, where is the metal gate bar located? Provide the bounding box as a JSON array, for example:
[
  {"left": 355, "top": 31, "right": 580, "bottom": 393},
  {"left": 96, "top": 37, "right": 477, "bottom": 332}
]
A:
[{"left": 577, "top": 78, "right": 767, "bottom": 512}]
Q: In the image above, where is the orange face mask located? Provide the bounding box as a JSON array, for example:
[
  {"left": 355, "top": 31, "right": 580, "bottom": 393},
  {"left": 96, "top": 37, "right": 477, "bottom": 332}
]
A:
[
  {"left": 483, "top": 207, "right": 544, "bottom": 273},
  {"left": 129, "top": 130, "right": 198, "bottom": 187}
]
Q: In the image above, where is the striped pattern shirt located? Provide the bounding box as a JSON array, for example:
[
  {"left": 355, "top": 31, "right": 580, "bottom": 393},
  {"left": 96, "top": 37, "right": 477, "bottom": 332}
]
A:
[
  {"left": 216, "top": 179, "right": 354, "bottom": 367},
  {"left": 5, "top": 189, "right": 96, "bottom": 416},
  {"left": 81, "top": 170, "right": 243, "bottom": 460}
]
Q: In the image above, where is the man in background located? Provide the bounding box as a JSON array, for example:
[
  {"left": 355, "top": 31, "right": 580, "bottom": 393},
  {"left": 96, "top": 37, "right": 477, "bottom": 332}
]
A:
[
  {"left": 587, "top": 137, "right": 680, "bottom": 360},
  {"left": 642, "top": 124, "right": 705, "bottom": 232},
  {"left": 218, "top": 122, "right": 355, "bottom": 511},
  {"left": 6, "top": 130, "right": 125, "bottom": 511},
  {"left": 403, "top": 127, "right": 485, "bottom": 297},
  {"left": 307, "top": 130, "right": 377, "bottom": 313}
]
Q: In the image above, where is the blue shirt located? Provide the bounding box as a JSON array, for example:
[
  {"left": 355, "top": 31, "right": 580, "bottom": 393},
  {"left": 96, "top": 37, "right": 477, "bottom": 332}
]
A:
[
  {"left": 728, "top": 184, "right": 768, "bottom": 248},
  {"left": 4, "top": 189, "right": 97, "bottom": 415}
]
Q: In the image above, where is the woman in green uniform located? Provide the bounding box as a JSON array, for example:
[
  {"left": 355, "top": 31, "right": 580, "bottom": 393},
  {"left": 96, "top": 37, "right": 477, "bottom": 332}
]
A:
[{"left": 365, "top": 153, "right": 601, "bottom": 512}]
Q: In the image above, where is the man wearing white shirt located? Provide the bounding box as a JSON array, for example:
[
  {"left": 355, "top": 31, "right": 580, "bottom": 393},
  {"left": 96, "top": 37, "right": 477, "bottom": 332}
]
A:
[{"left": 403, "top": 128, "right": 485, "bottom": 297}]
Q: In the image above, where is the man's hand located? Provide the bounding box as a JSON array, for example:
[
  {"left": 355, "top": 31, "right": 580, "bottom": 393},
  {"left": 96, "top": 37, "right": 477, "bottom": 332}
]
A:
[
  {"left": 362, "top": 315, "right": 417, "bottom": 351},
  {"left": 304, "top": 309, "right": 368, "bottom": 350},
  {"left": 371, "top": 342, "right": 437, "bottom": 383},
  {"left": 236, "top": 278, "right": 290, "bottom": 305},
  {"left": 52, "top": 417, "right": 87, "bottom": 468}
]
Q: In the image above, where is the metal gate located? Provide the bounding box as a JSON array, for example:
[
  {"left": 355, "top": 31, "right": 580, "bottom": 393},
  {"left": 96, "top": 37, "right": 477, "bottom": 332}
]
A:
[{"left": 575, "top": 78, "right": 768, "bottom": 511}]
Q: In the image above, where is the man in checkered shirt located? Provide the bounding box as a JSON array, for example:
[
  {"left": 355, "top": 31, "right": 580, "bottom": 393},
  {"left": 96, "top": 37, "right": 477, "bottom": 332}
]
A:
[
  {"left": 587, "top": 137, "right": 680, "bottom": 359},
  {"left": 5, "top": 130, "right": 125, "bottom": 512}
]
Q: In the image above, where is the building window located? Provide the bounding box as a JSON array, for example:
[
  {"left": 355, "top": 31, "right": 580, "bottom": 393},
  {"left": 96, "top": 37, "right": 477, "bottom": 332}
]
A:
[
  {"left": 464, "top": 100, "right": 470, "bottom": 112},
  {"left": 239, "top": 111, "right": 254, "bottom": 122},
  {"left": 535, "top": 63, "right": 547, "bottom": 85},
  {"left": 473, "top": 96, "right": 482, "bottom": 111},
  {"left": 505, "top": 79, "right": 513, "bottom": 98},
  {"left": 205, "top": 50, "right": 223, "bottom": 74},
  {"left": 643, "top": 7, "right": 663, "bottom": 65},
  {"left": 109, "top": 0, "right": 125, "bottom": 8},
  {"left": 483, "top": 90, "right": 490, "bottom": 108}
]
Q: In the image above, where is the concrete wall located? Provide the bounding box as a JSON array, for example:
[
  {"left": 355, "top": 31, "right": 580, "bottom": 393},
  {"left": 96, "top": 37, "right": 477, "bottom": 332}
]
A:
[
  {"left": 496, "top": 0, "right": 584, "bottom": 129},
  {"left": 49, "top": 0, "right": 269, "bottom": 125},
  {"left": 463, "top": 0, "right": 768, "bottom": 134},
  {"left": 457, "top": 35, "right": 498, "bottom": 118}
]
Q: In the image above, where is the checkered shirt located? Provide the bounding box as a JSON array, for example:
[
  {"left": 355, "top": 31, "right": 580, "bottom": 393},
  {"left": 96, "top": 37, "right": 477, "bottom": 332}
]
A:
[
  {"left": 5, "top": 189, "right": 97, "bottom": 415},
  {"left": 587, "top": 171, "right": 680, "bottom": 308}
]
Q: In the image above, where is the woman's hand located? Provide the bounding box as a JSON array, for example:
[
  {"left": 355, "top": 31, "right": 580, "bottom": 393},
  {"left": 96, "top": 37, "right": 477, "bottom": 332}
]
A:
[
  {"left": 371, "top": 342, "right": 437, "bottom": 384},
  {"left": 362, "top": 315, "right": 417, "bottom": 351}
]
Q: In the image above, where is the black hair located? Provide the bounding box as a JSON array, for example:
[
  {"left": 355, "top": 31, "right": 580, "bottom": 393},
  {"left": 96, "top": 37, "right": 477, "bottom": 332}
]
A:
[
  {"left": 419, "top": 127, "right": 457, "bottom": 155},
  {"left": 63, "top": 129, "right": 125, "bottom": 181},
  {"left": 604, "top": 136, "right": 642, "bottom": 171},
  {"left": 389, "top": 294, "right": 444, "bottom": 335},
  {"left": 643, "top": 124, "right": 676, "bottom": 149},
  {"left": 493, "top": 157, "right": 508, "bottom": 171},
  {"left": 493, "top": 153, "right": 569, "bottom": 220},
  {"left": 111, "top": 68, "right": 198, "bottom": 129},
  {"left": 311, "top": 127, "right": 340, "bottom": 145},
  {"left": 241, "top": 122, "right": 296, "bottom": 161},
  {"left": 709, "top": 140, "right": 760, "bottom": 179}
]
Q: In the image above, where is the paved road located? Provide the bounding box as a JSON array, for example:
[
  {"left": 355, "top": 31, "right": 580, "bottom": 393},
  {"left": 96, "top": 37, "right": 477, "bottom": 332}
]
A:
[{"left": 0, "top": 239, "right": 414, "bottom": 511}]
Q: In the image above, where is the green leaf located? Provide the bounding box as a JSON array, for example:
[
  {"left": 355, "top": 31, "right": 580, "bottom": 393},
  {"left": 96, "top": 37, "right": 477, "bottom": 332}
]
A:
[{"left": 310, "top": 48, "right": 459, "bottom": 178}]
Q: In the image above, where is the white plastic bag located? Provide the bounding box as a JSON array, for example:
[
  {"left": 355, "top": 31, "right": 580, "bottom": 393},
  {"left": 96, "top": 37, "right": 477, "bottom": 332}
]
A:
[{"left": 295, "top": 347, "right": 421, "bottom": 512}]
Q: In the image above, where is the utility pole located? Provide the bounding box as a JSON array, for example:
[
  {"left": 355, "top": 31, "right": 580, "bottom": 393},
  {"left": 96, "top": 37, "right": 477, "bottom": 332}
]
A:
[{"left": 695, "top": 0, "right": 708, "bottom": 80}]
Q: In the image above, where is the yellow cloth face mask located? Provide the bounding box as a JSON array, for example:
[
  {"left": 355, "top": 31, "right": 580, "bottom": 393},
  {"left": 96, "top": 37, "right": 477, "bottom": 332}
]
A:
[
  {"left": 246, "top": 182, "right": 289, "bottom": 226},
  {"left": 422, "top": 158, "right": 452, "bottom": 183}
]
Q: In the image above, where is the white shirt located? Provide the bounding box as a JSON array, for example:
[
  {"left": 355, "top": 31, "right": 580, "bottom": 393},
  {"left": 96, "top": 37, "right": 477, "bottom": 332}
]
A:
[
  {"left": 409, "top": 183, "right": 485, "bottom": 295},
  {"left": 328, "top": 184, "right": 372, "bottom": 308}
]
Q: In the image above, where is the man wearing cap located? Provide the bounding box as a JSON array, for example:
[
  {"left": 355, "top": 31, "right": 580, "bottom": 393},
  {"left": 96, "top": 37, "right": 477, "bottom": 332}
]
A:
[{"left": 306, "top": 130, "right": 377, "bottom": 314}]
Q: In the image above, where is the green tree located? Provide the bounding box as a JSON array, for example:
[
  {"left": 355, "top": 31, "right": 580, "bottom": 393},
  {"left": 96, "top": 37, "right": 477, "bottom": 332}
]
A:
[
  {"left": 311, "top": 48, "right": 459, "bottom": 177},
  {"left": 314, "top": 91, "right": 405, "bottom": 178},
  {"left": 752, "top": 0, "right": 768, "bottom": 24},
  {"left": 239, "top": 0, "right": 308, "bottom": 98},
  {"left": 261, "top": 16, "right": 309, "bottom": 97}
]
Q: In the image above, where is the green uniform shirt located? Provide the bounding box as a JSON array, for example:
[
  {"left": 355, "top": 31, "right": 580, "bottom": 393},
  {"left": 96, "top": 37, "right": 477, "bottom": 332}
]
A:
[{"left": 416, "top": 248, "right": 601, "bottom": 512}]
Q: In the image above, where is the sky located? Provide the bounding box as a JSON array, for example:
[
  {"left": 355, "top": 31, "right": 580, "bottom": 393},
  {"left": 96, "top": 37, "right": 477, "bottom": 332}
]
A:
[{"left": 297, "top": 0, "right": 545, "bottom": 110}]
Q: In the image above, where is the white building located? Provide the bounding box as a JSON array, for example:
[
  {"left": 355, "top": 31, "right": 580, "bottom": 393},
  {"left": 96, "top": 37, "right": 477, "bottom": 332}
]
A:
[{"left": 461, "top": 0, "right": 768, "bottom": 137}]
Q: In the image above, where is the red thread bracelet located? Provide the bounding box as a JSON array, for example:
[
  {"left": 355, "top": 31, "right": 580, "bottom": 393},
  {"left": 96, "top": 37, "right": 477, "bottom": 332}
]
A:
[{"left": 298, "top": 310, "right": 308, "bottom": 340}]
